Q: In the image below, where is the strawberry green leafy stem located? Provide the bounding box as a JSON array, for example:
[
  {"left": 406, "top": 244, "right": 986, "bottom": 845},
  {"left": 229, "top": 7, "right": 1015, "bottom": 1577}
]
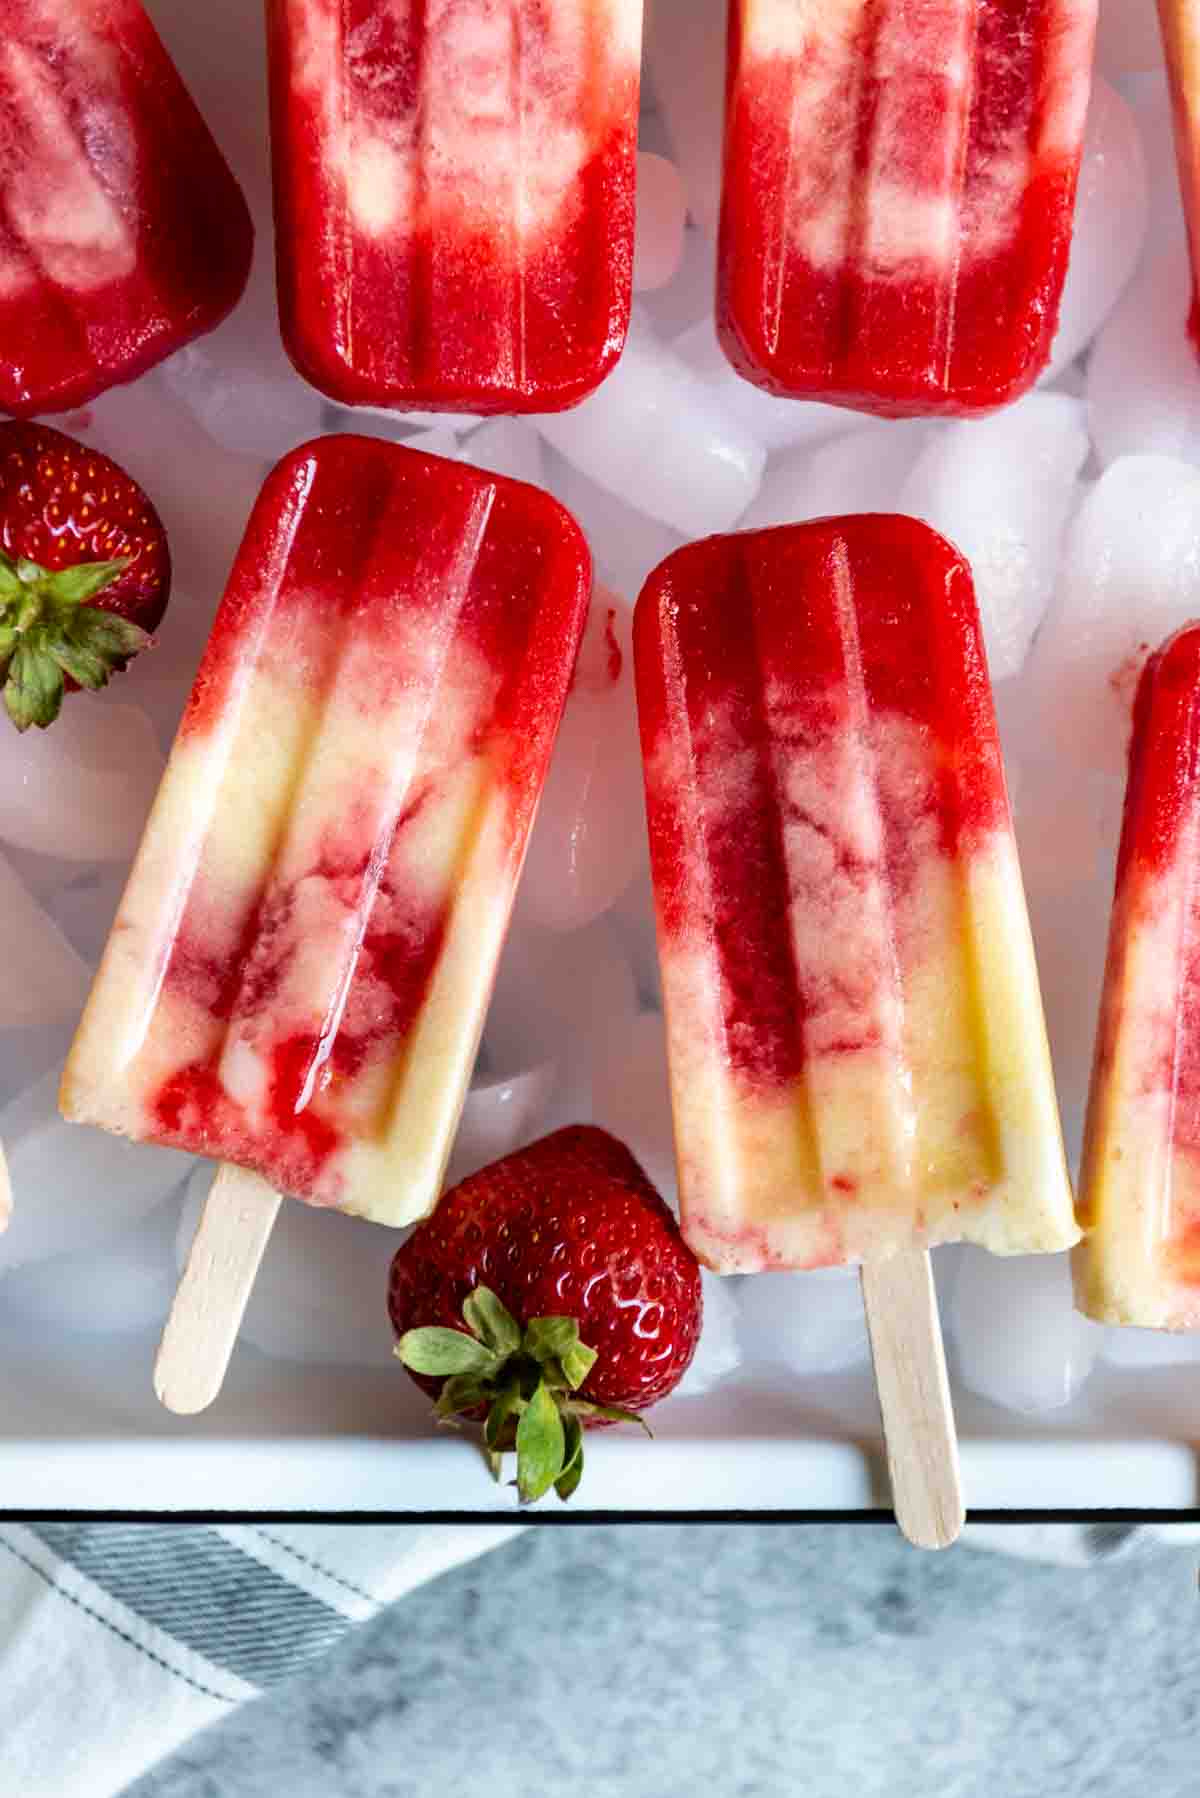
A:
[
  {"left": 396, "top": 1285, "right": 650, "bottom": 1503},
  {"left": 0, "top": 546, "right": 148, "bottom": 730}
]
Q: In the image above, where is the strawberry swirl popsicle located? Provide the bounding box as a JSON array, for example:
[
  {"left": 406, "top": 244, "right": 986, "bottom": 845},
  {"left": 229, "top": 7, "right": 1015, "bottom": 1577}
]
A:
[
  {"left": 634, "top": 516, "right": 1077, "bottom": 1273},
  {"left": 0, "top": 0, "right": 253, "bottom": 419},
  {"left": 60, "top": 436, "right": 591, "bottom": 1225},
  {"left": 717, "top": 0, "right": 1097, "bottom": 415},
  {"left": 267, "top": 0, "right": 643, "bottom": 413},
  {"left": 1077, "top": 625, "right": 1200, "bottom": 1329}
]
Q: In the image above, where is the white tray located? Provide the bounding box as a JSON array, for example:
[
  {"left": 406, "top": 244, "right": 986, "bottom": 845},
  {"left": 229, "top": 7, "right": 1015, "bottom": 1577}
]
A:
[
  {"left": 0, "top": 6, "right": 1192, "bottom": 1523},
  {"left": 2, "top": 1314, "right": 1195, "bottom": 1514}
]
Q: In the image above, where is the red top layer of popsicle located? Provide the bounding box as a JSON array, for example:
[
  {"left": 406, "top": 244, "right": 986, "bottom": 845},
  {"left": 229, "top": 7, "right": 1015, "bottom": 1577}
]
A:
[
  {"left": 0, "top": 0, "right": 253, "bottom": 418},
  {"left": 136, "top": 434, "right": 589, "bottom": 1202},
  {"left": 1097, "top": 625, "right": 1200, "bottom": 1162},
  {"left": 1114, "top": 626, "right": 1200, "bottom": 882},
  {"left": 634, "top": 515, "right": 1008, "bottom": 1089},
  {"left": 267, "top": 0, "right": 640, "bottom": 413},
  {"left": 717, "top": 0, "right": 1096, "bottom": 415}
]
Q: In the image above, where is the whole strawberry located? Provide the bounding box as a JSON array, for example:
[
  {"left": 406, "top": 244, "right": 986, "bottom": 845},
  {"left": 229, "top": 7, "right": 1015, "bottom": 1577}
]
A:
[
  {"left": 388, "top": 1125, "right": 703, "bottom": 1502},
  {"left": 0, "top": 421, "right": 170, "bottom": 730}
]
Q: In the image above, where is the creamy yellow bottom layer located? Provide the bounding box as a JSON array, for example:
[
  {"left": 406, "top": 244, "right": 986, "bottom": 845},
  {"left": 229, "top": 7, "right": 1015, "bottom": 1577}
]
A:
[
  {"left": 60, "top": 584, "right": 529, "bottom": 1229},
  {"left": 662, "top": 834, "right": 1076, "bottom": 1273}
]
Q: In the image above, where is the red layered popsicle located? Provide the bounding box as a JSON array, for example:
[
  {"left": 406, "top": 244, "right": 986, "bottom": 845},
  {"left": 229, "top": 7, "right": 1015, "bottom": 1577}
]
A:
[
  {"left": 717, "top": 0, "right": 1097, "bottom": 416},
  {"left": 0, "top": 0, "right": 253, "bottom": 418},
  {"left": 267, "top": 0, "right": 643, "bottom": 413},
  {"left": 61, "top": 436, "right": 591, "bottom": 1224},
  {"left": 1077, "top": 624, "right": 1200, "bottom": 1328},
  {"left": 634, "top": 516, "right": 1075, "bottom": 1272}
]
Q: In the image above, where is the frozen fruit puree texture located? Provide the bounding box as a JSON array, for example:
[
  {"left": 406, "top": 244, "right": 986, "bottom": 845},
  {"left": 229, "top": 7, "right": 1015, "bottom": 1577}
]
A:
[
  {"left": 0, "top": 0, "right": 253, "bottom": 418},
  {"left": 60, "top": 436, "right": 591, "bottom": 1225},
  {"left": 1077, "top": 625, "right": 1200, "bottom": 1328},
  {"left": 267, "top": 0, "right": 643, "bottom": 412},
  {"left": 717, "top": 0, "right": 1097, "bottom": 415},
  {"left": 634, "top": 516, "right": 1076, "bottom": 1273}
]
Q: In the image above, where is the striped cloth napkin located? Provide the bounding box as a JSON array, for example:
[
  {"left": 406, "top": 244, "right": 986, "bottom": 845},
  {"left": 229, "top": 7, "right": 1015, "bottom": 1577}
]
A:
[
  {"left": 0, "top": 1520, "right": 1192, "bottom": 1795},
  {"left": 0, "top": 1521, "right": 521, "bottom": 1798}
]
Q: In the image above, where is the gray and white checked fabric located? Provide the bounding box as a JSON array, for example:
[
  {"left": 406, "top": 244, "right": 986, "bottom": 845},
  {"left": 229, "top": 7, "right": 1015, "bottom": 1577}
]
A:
[
  {"left": 0, "top": 1522, "right": 521, "bottom": 1798},
  {"left": 0, "top": 1520, "right": 1191, "bottom": 1797}
]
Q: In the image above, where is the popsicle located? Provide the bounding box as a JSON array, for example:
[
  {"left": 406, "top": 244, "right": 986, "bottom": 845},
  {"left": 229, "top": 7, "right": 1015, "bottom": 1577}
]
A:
[
  {"left": 1076, "top": 624, "right": 1200, "bottom": 1329},
  {"left": 1158, "top": 0, "right": 1200, "bottom": 350},
  {"left": 634, "top": 516, "right": 1077, "bottom": 1546},
  {"left": 717, "top": 0, "right": 1098, "bottom": 415},
  {"left": 0, "top": 0, "right": 254, "bottom": 419},
  {"left": 60, "top": 434, "right": 591, "bottom": 1406},
  {"left": 266, "top": 0, "right": 642, "bottom": 412}
]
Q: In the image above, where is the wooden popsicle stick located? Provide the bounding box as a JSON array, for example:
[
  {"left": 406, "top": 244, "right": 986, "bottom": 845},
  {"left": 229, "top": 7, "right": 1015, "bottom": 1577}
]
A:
[
  {"left": 154, "top": 1162, "right": 281, "bottom": 1415},
  {"left": 860, "top": 1249, "right": 964, "bottom": 1551},
  {"left": 0, "top": 1137, "right": 10, "bottom": 1236}
]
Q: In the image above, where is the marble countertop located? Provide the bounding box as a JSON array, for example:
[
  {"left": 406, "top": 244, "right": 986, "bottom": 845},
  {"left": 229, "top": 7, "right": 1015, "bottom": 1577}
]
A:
[{"left": 126, "top": 1525, "right": 1199, "bottom": 1798}]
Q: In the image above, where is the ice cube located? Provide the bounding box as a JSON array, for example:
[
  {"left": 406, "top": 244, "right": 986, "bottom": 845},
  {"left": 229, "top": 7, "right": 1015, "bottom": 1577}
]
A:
[
  {"left": 741, "top": 421, "right": 932, "bottom": 534},
  {"left": 1046, "top": 358, "right": 1087, "bottom": 400},
  {"left": 0, "top": 844, "right": 80, "bottom": 905},
  {"left": 485, "top": 917, "right": 639, "bottom": 1074},
  {"left": 484, "top": 918, "right": 639, "bottom": 1131},
  {"left": 456, "top": 417, "right": 545, "bottom": 488},
  {"left": 537, "top": 312, "right": 765, "bottom": 537},
  {"left": 899, "top": 393, "right": 1089, "bottom": 681},
  {"left": 931, "top": 1244, "right": 965, "bottom": 1316},
  {"left": 0, "top": 1012, "right": 78, "bottom": 1114},
  {"left": 634, "top": 152, "right": 687, "bottom": 293},
  {"left": 74, "top": 381, "right": 262, "bottom": 678},
  {"left": 1087, "top": 244, "right": 1200, "bottom": 468},
  {"left": 671, "top": 319, "right": 863, "bottom": 456},
  {"left": 0, "top": 700, "right": 163, "bottom": 862},
  {"left": 324, "top": 402, "right": 487, "bottom": 440},
  {"left": 158, "top": 260, "right": 326, "bottom": 462},
  {"left": 176, "top": 1170, "right": 400, "bottom": 1368},
  {"left": 639, "top": 224, "right": 718, "bottom": 343},
  {"left": 1027, "top": 882, "right": 1114, "bottom": 1167},
  {"left": 1100, "top": 1325, "right": 1200, "bottom": 1367},
  {"left": 1009, "top": 726, "right": 1125, "bottom": 1168},
  {"left": 546, "top": 454, "right": 683, "bottom": 601},
  {"left": 590, "top": 1009, "right": 677, "bottom": 1204},
  {"left": 950, "top": 1249, "right": 1101, "bottom": 1414},
  {"left": 145, "top": 0, "right": 273, "bottom": 212},
  {"left": 0, "top": 1191, "right": 181, "bottom": 1337},
  {"left": 1025, "top": 455, "right": 1200, "bottom": 777},
  {"left": 396, "top": 424, "right": 463, "bottom": 463},
  {"left": 636, "top": 62, "right": 674, "bottom": 159},
  {"left": 644, "top": 0, "right": 725, "bottom": 236},
  {"left": 1126, "top": 75, "right": 1186, "bottom": 255},
  {"left": 1044, "top": 77, "right": 1148, "bottom": 378},
  {"left": 1096, "top": 0, "right": 1167, "bottom": 74},
  {"left": 672, "top": 1269, "right": 742, "bottom": 1398},
  {"left": 113, "top": 669, "right": 194, "bottom": 754},
  {"left": 608, "top": 869, "right": 663, "bottom": 1010},
  {"left": 0, "top": 851, "right": 89, "bottom": 1028},
  {"left": 42, "top": 862, "right": 130, "bottom": 969},
  {"left": 0, "top": 1069, "right": 195, "bottom": 1271},
  {"left": 442, "top": 1063, "right": 558, "bottom": 1189},
  {"left": 1009, "top": 757, "right": 1121, "bottom": 904},
  {"left": 734, "top": 1268, "right": 871, "bottom": 1375},
  {"left": 394, "top": 409, "right": 486, "bottom": 436},
  {"left": 515, "top": 594, "right": 648, "bottom": 933}
]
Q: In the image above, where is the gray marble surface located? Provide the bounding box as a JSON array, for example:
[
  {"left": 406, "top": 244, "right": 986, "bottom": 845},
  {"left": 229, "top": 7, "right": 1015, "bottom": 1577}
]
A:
[{"left": 126, "top": 1525, "right": 1199, "bottom": 1798}]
